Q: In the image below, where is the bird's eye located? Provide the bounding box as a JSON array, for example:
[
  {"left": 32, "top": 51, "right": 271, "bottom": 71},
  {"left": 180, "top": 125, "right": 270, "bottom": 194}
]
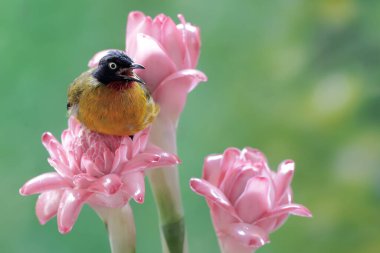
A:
[{"left": 108, "top": 62, "right": 117, "bottom": 70}]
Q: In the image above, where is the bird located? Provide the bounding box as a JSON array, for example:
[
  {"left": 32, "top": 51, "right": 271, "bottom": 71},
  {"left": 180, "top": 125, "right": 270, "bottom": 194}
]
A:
[{"left": 67, "top": 50, "right": 159, "bottom": 136}]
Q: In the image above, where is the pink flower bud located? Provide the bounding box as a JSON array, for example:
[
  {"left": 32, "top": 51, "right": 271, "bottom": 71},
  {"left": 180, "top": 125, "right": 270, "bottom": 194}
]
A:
[{"left": 190, "top": 147, "right": 312, "bottom": 252}]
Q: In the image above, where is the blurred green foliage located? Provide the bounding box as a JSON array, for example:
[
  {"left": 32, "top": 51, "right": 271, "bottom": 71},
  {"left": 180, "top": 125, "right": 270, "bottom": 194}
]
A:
[{"left": 1, "top": 0, "right": 379, "bottom": 252}]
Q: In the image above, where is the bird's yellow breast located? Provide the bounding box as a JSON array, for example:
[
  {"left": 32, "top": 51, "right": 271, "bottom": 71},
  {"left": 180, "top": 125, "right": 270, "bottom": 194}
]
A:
[{"left": 77, "top": 82, "right": 159, "bottom": 136}]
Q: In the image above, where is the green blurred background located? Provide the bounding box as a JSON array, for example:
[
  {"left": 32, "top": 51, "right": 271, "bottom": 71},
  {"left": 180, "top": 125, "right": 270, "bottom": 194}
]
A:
[{"left": 1, "top": 0, "right": 379, "bottom": 252}]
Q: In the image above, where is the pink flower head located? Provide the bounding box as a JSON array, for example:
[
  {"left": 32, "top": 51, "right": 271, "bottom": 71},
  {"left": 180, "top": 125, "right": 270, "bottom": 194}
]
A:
[
  {"left": 20, "top": 117, "right": 179, "bottom": 234},
  {"left": 89, "top": 11, "right": 207, "bottom": 125},
  {"left": 190, "top": 147, "right": 312, "bottom": 253}
]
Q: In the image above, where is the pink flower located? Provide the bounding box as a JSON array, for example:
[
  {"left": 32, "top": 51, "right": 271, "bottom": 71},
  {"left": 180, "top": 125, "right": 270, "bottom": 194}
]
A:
[
  {"left": 89, "top": 11, "right": 207, "bottom": 126},
  {"left": 20, "top": 117, "right": 179, "bottom": 234},
  {"left": 190, "top": 147, "right": 312, "bottom": 253}
]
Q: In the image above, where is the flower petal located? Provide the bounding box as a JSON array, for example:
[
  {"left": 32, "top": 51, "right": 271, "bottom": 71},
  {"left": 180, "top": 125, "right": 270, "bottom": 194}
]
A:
[
  {"left": 190, "top": 178, "right": 236, "bottom": 215},
  {"left": 132, "top": 33, "right": 177, "bottom": 92},
  {"left": 35, "top": 190, "right": 64, "bottom": 225},
  {"left": 102, "top": 145, "right": 115, "bottom": 174},
  {"left": 122, "top": 172, "right": 145, "bottom": 203},
  {"left": 126, "top": 11, "right": 152, "bottom": 55},
  {"left": 234, "top": 177, "right": 272, "bottom": 223},
  {"left": 242, "top": 147, "right": 267, "bottom": 164},
  {"left": 161, "top": 16, "right": 186, "bottom": 68},
  {"left": 151, "top": 152, "right": 181, "bottom": 168},
  {"left": 226, "top": 223, "right": 269, "bottom": 249},
  {"left": 47, "top": 158, "right": 72, "bottom": 178},
  {"left": 42, "top": 132, "right": 71, "bottom": 171},
  {"left": 144, "top": 144, "right": 181, "bottom": 168},
  {"left": 20, "top": 172, "right": 70, "bottom": 195},
  {"left": 120, "top": 153, "right": 160, "bottom": 174},
  {"left": 218, "top": 148, "right": 241, "bottom": 185},
  {"left": 73, "top": 173, "right": 96, "bottom": 189},
  {"left": 81, "top": 156, "right": 104, "bottom": 177},
  {"left": 274, "top": 160, "right": 295, "bottom": 203},
  {"left": 57, "top": 189, "right": 89, "bottom": 234},
  {"left": 255, "top": 203, "right": 312, "bottom": 232},
  {"left": 202, "top": 154, "right": 223, "bottom": 186},
  {"left": 67, "top": 116, "right": 82, "bottom": 135},
  {"left": 41, "top": 132, "right": 61, "bottom": 160},
  {"left": 88, "top": 174, "right": 122, "bottom": 195},
  {"left": 111, "top": 145, "right": 126, "bottom": 173},
  {"left": 120, "top": 144, "right": 180, "bottom": 174},
  {"left": 242, "top": 147, "right": 273, "bottom": 178},
  {"left": 152, "top": 69, "right": 207, "bottom": 123},
  {"left": 177, "top": 14, "right": 201, "bottom": 68},
  {"left": 132, "top": 128, "right": 150, "bottom": 156},
  {"left": 264, "top": 203, "right": 312, "bottom": 221},
  {"left": 221, "top": 166, "right": 257, "bottom": 205}
]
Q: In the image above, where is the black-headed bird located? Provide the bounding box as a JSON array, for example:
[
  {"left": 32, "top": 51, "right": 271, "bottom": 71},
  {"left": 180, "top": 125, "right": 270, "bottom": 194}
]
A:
[{"left": 67, "top": 50, "right": 159, "bottom": 136}]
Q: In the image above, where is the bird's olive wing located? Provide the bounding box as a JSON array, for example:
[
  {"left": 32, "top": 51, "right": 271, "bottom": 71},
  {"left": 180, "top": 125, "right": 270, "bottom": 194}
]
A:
[{"left": 67, "top": 71, "right": 92, "bottom": 112}]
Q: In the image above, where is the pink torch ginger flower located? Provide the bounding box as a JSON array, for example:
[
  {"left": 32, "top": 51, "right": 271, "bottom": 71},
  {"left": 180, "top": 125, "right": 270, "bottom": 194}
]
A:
[
  {"left": 19, "top": 117, "right": 179, "bottom": 234},
  {"left": 190, "top": 147, "right": 312, "bottom": 253}
]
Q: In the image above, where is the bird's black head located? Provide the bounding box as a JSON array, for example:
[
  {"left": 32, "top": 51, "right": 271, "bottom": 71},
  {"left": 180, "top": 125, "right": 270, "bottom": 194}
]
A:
[{"left": 92, "top": 50, "right": 145, "bottom": 85}]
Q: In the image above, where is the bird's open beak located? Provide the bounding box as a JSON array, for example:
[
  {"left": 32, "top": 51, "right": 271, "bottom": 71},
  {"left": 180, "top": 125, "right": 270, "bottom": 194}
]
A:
[
  {"left": 130, "top": 63, "right": 145, "bottom": 70},
  {"left": 118, "top": 64, "right": 145, "bottom": 84},
  {"left": 122, "top": 75, "right": 145, "bottom": 85}
]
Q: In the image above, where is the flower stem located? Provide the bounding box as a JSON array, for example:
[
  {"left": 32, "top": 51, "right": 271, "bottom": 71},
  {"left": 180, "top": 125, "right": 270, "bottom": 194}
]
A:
[
  {"left": 148, "top": 115, "right": 188, "bottom": 253},
  {"left": 148, "top": 167, "right": 187, "bottom": 253},
  {"left": 95, "top": 205, "right": 136, "bottom": 253}
]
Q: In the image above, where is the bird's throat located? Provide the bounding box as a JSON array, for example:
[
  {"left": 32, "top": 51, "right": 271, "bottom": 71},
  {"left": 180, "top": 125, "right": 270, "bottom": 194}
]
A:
[{"left": 107, "top": 81, "right": 134, "bottom": 90}]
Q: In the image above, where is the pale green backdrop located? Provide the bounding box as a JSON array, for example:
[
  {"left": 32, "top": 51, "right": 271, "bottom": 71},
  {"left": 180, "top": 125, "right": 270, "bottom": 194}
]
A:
[{"left": 1, "top": 0, "right": 379, "bottom": 252}]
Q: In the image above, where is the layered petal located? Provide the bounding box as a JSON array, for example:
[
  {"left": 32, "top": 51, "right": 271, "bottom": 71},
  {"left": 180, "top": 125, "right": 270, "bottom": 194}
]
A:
[
  {"left": 57, "top": 189, "right": 89, "bottom": 234},
  {"left": 20, "top": 172, "right": 70, "bottom": 195},
  {"left": 234, "top": 177, "right": 272, "bottom": 223},
  {"left": 152, "top": 69, "right": 207, "bottom": 123},
  {"left": 122, "top": 172, "right": 145, "bottom": 203},
  {"left": 219, "top": 148, "right": 241, "bottom": 185},
  {"left": 132, "top": 128, "right": 149, "bottom": 157},
  {"left": 132, "top": 33, "right": 176, "bottom": 92},
  {"left": 160, "top": 16, "right": 186, "bottom": 68},
  {"left": 126, "top": 11, "right": 153, "bottom": 55},
  {"left": 242, "top": 147, "right": 267, "bottom": 163},
  {"left": 88, "top": 174, "right": 122, "bottom": 195},
  {"left": 274, "top": 160, "right": 295, "bottom": 202},
  {"left": 36, "top": 190, "right": 64, "bottom": 225},
  {"left": 177, "top": 14, "right": 201, "bottom": 68},
  {"left": 81, "top": 156, "right": 103, "bottom": 177},
  {"left": 190, "top": 178, "right": 236, "bottom": 215},
  {"left": 261, "top": 204, "right": 312, "bottom": 222},
  {"left": 47, "top": 158, "right": 72, "bottom": 178},
  {"left": 144, "top": 144, "right": 181, "bottom": 168},
  {"left": 222, "top": 166, "right": 257, "bottom": 204},
  {"left": 202, "top": 154, "right": 223, "bottom": 186},
  {"left": 120, "top": 153, "right": 160, "bottom": 174},
  {"left": 226, "top": 223, "right": 269, "bottom": 249},
  {"left": 41, "top": 132, "right": 62, "bottom": 161}
]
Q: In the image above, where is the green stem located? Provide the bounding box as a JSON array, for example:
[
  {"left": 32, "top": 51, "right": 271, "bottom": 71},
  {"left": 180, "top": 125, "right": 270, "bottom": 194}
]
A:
[
  {"left": 148, "top": 113, "right": 188, "bottom": 253},
  {"left": 95, "top": 205, "right": 136, "bottom": 253},
  {"left": 148, "top": 167, "right": 187, "bottom": 253}
]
